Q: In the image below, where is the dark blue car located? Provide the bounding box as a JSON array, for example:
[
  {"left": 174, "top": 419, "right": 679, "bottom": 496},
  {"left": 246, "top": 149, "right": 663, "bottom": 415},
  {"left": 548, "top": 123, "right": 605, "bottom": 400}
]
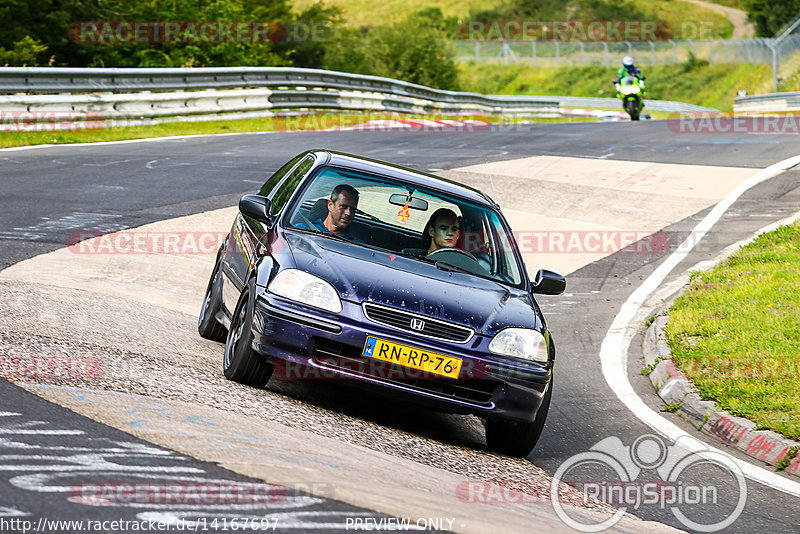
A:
[{"left": 198, "top": 149, "right": 565, "bottom": 457}]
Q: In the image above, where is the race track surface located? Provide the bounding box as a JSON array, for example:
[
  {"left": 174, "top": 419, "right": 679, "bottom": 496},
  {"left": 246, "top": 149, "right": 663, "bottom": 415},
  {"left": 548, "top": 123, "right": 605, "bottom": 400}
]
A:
[{"left": 2, "top": 120, "right": 800, "bottom": 533}]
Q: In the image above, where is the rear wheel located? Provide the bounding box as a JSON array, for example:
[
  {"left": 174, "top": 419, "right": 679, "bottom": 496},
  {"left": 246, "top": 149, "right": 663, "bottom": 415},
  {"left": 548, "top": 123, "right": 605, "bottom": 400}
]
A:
[
  {"left": 223, "top": 279, "right": 273, "bottom": 387},
  {"left": 485, "top": 379, "right": 553, "bottom": 457},
  {"left": 198, "top": 254, "right": 226, "bottom": 341}
]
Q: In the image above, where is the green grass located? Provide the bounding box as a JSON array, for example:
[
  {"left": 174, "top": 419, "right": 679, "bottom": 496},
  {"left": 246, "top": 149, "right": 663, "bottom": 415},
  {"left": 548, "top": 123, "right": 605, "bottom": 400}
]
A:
[
  {"left": 666, "top": 221, "right": 800, "bottom": 441},
  {"left": 0, "top": 112, "right": 594, "bottom": 149},
  {"left": 292, "top": 0, "right": 492, "bottom": 26},
  {"left": 458, "top": 61, "right": 772, "bottom": 110},
  {"left": 639, "top": 0, "right": 733, "bottom": 39},
  {"left": 293, "top": 0, "right": 732, "bottom": 38}
]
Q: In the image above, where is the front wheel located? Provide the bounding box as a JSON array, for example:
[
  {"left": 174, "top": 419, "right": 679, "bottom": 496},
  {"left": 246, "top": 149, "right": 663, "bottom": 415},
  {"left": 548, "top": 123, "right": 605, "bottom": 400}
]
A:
[
  {"left": 223, "top": 278, "right": 273, "bottom": 387},
  {"left": 625, "top": 99, "right": 640, "bottom": 121},
  {"left": 485, "top": 379, "right": 553, "bottom": 457},
  {"left": 198, "top": 253, "right": 227, "bottom": 342}
]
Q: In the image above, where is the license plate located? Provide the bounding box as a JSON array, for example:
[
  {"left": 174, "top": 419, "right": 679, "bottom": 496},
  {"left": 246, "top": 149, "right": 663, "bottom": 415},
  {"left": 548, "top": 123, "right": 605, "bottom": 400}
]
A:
[{"left": 362, "top": 336, "right": 462, "bottom": 379}]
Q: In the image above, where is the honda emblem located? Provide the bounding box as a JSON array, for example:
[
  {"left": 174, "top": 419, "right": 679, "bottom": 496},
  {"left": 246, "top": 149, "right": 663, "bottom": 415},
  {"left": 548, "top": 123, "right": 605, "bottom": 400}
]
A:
[{"left": 410, "top": 318, "right": 425, "bottom": 331}]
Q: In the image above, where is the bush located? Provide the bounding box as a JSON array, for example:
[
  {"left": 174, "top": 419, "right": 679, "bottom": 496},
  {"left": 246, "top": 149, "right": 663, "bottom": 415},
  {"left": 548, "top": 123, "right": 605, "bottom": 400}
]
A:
[
  {"left": 0, "top": 36, "right": 48, "bottom": 66},
  {"left": 324, "top": 11, "right": 459, "bottom": 90}
]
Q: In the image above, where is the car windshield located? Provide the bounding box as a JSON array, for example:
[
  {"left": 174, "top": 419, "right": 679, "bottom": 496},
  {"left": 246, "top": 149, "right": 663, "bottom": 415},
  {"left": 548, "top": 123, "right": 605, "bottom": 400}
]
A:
[{"left": 285, "top": 165, "right": 524, "bottom": 286}]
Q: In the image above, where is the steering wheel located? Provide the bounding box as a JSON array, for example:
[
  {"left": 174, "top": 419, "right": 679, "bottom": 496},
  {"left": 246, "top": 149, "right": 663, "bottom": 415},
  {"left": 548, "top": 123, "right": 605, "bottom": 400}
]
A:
[
  {"left": 426, "top": 247, "right": 477, "bottom": 261},
  {"left": 426, "top": 247, "right": 487, "bottom": 275}
]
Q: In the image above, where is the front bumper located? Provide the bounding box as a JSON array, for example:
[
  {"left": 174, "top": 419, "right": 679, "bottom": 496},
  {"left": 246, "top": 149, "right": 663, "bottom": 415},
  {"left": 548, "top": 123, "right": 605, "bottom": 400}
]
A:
[{"left": 251, "top": 289, "right": 551, "bottom": 423}]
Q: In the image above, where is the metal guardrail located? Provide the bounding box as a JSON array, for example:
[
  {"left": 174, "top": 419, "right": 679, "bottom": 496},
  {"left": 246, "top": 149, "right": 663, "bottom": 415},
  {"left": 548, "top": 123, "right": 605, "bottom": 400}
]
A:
[
  {"left": 0, "top": 66, "right": 556, "bottom": 108},
  {"left": 734, "top": 91, "right": 800, "bottom": 113},
  {"left": 0, "top": 66, "right": 714, "bottom": 127}
]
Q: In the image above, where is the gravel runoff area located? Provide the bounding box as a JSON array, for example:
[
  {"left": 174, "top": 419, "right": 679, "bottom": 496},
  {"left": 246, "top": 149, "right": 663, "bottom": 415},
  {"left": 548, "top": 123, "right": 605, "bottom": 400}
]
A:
[{"left": 0, "top": 278, "right": 634, "bottom": 518}]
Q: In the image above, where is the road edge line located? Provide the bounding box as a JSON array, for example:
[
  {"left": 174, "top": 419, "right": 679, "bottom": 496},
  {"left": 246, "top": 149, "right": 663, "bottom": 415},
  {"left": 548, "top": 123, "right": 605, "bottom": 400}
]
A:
[{"left": 599, "top": 153, "right": 800, "bottom": 497}]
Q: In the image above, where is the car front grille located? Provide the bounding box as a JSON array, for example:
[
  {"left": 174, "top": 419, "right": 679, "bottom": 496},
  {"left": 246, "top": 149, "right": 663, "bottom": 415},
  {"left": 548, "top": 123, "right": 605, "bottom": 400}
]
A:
[
  {"left": 362, "top": 303, "right": 473, "bottom": 343},
  {"left": 312, "top": 339, "right": 497, "bottom": 405}
]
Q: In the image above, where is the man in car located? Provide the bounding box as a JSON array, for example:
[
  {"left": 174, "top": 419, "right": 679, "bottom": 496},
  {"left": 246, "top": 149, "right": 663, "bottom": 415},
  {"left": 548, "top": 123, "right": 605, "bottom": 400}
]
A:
[
  {"left": 424, "top": 208, "right": 461, "bottom": 254},
  {"left": 298, "top": 184, "right": 364, "bottom": 243}
]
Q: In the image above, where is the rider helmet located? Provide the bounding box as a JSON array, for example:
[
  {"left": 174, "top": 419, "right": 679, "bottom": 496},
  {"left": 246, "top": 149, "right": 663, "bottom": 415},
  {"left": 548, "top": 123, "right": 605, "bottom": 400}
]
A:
[{"left": 623, "top": 56, "right": 634, "bottom": 67}]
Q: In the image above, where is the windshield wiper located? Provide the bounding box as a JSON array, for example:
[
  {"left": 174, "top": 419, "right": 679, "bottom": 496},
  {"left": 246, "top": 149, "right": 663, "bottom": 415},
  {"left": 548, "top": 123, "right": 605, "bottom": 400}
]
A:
[{"left": 434, "top": 261, "right": 473, "bottom": 275}]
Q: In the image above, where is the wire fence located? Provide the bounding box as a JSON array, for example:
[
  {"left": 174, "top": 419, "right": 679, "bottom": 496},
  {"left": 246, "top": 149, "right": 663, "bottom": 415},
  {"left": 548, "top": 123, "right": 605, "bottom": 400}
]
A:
[{"left": 454, "top": 37, "right": 800, "bottom": 68}]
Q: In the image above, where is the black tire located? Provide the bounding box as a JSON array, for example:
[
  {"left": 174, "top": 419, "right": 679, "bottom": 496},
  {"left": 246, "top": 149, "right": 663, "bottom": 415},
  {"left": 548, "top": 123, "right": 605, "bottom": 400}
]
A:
[
  {"left": 485, "top": 378, "right": 553, "bottom": 457},
  {"left": 626, "top": 99, "right": 640, "bottom": 121},
  {"left": 198, "top": 254, "right": 227, "bottom": 342},
  {"left": 223, "top": 278, "right": 273, "bottom": 387}
]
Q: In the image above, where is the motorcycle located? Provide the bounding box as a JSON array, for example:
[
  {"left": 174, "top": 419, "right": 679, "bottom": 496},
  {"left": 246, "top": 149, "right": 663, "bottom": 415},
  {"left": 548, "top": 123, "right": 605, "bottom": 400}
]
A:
[{"left": 615, "top": 75, "right": 646, "bottom": 121}]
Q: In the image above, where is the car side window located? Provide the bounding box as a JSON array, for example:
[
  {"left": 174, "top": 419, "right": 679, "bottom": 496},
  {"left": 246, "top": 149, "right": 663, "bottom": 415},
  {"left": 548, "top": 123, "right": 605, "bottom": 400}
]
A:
[
  {"left": 265, "top": 155, "right": 315, "bottom": 216},
  {"left": 258, "top": 154, "right": 303, "bottom": 197}
]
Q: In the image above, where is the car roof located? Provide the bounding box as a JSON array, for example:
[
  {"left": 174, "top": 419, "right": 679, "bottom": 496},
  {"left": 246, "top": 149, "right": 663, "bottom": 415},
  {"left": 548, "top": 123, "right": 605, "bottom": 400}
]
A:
[{"left": 310, "top": 150, "right": 498, "bottom": 208}]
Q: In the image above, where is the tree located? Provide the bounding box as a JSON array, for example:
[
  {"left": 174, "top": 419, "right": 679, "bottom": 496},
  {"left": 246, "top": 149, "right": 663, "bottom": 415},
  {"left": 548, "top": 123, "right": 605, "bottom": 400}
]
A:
[
  {"left": 746, "top": 0, "right": 800, "bottom": 37},
  {"left": 324, "top": 11, "right": 459, "bottom": 90}
]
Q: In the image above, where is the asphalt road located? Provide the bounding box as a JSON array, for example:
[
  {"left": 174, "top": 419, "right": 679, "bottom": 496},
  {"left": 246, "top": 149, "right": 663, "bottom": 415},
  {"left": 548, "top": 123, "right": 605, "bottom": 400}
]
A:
[{"left": 2, "top": 120, "right": 800, "bottom": 532}]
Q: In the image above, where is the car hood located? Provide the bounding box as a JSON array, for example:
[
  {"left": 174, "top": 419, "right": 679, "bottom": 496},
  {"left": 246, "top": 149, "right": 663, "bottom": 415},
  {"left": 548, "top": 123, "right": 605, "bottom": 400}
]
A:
[{"left": 285, "top": 231, "right": 542, "bottom": 336}]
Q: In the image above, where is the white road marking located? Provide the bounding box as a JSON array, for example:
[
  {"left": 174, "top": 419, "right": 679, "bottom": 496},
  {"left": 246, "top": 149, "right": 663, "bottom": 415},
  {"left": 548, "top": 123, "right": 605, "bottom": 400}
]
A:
[
  {"left": 0, "top": 506, "right": 28, "bottom": 517},
  {"left": 599, "top": 154, "right": 800, "bottom": 496},
  {"left": 0, "top": 131, "right": 275, "bottom": 153}
]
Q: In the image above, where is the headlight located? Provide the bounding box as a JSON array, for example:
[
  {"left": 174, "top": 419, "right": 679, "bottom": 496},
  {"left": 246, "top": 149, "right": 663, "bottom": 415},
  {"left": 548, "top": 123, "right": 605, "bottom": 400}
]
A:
[
  {"left": 620, "top": 86, "right": 631, "bottom": 95},
  {"left": 489, "top": 328, "right": 549, "bottom": 362},
  {"left": 631, "top": 85, "right": 640, "bottom": 94},
  {"left": 268, "top": 269, "right": 342, "bottom": 313}
]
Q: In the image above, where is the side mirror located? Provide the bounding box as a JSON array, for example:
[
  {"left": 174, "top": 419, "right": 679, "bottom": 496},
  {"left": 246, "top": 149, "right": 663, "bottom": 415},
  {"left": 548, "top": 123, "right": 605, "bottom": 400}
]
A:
[
  {"left": 239, "top": 194, "right": 274, "bottom": 226},
  {"left": 532, "top": 269, "right": 566, "bottom": 295}
]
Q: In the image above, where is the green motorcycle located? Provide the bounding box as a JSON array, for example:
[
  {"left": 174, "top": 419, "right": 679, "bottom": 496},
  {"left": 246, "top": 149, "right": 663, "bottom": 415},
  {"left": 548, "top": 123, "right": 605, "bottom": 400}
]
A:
[{"left": 615, "top": 76, "right": 646, "bottom": 121}]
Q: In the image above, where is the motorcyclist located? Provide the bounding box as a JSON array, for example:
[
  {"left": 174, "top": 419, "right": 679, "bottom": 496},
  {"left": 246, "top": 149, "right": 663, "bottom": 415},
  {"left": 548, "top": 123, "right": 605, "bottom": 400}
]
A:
[
  {"left": 614, "top": 56, "right": 646, "bottom": 115},
  {"left": 616, "top": 56, "right": 644, "bottom": 83}
]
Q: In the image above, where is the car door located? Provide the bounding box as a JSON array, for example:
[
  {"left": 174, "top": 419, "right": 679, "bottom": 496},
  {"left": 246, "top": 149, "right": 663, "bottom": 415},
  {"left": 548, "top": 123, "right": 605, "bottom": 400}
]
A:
[{"left": 221, "top": 153, "right": 316, "bottom": 314}]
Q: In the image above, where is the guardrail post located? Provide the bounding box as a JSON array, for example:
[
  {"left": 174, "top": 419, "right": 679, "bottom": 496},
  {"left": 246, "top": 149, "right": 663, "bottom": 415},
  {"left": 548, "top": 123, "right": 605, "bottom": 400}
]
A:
[
  {"left": 650, "top": 41, "right": 655, "bottom": 64},
  {"left": 602, "top": 41, "right": 609, "bottom": 67},
  {"left": 669, "top": 39, "right": 677, "bottom": 62},
  {"left": 532, "top": 40, "right": 537, "bottom": 66},
  {"left": 625, "top": 40, "right": 632, "bottom": 57},
  {"left": 723, "top": 41, "right": 729, "bottom": 62},
  {"left": 766, "top": 40, "right": 778, "bottom": 91},
  {"left": 708, "top": 40, "right": 713, "bottom": 63},
  {"left": 475, "top": 40, "right": 480, "bottom": 62},
  {"left": 579, "top": 41, "right": 585, "bottom": 64}
]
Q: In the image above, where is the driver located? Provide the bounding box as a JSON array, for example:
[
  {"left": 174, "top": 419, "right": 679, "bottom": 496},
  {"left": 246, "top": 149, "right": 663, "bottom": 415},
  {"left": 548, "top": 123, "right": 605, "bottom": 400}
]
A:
[
  {"left": 423, "top": 208, "right": 461, "bottom": 254},
  {"left": 296, "top": 184, "right": 364, "bottom": 243}
]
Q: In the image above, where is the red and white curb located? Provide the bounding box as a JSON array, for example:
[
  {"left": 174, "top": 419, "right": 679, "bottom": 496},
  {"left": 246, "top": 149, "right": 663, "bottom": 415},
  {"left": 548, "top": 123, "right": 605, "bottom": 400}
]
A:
[
  {"left": 560, "top": 108, "right": 629, "bottom": 119},
  {"left": 326, "top": 119, "right": 492, "bottom": 132},
  {"left": 644, "top": 316, "right": 800, "bottom": 477}
]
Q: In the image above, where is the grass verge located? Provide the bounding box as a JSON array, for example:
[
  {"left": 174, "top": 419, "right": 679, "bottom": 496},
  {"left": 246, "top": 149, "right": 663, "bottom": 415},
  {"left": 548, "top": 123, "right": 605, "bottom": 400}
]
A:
[
  {"left": 0, "top": 112, "right": 594, "bottom": 149},
  {"left": 666, "top": 221, "right": 800, "bottom": 441}
]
